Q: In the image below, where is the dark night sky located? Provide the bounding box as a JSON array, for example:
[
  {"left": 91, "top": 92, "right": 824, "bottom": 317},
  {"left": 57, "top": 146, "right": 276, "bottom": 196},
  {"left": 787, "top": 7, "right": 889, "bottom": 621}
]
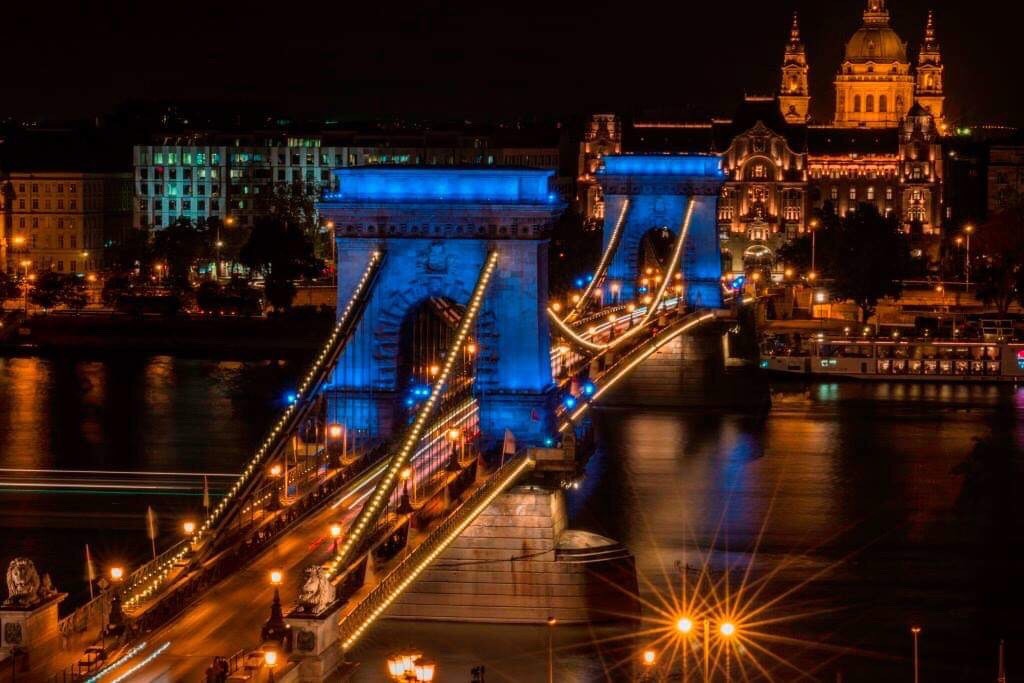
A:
[{"left": 3, "top": 0, "right": 1020, "bottom": 125}]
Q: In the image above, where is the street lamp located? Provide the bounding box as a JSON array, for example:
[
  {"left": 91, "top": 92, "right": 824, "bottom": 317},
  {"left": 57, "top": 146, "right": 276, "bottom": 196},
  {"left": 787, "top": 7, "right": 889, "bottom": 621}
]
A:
[
  {"left": 397, "top": 466, "right": 414, "bottom": 514},
  {"left": 963, "top": 224, "right": 974, "bottom": 291},
  {"left": 106, "top": 566, "right": 126, "bottom": 639},
  {"left": 264, "top": 649, "right": 278, "bottom": 682},
  {"left": 547, "top": 616, "right": 557, "bottom": 683},
  {"left": 329, "top": 523, "right": 342, "bottom": 554},
  {"left": 911, "top": 626, "right": 921, "bottom": 683},
  {"left": 262, "top": 570, "right": 288, "bottom": 645},
  {"left": 268, "top": 463, "right": 283, "bottom": 511},
  {"left": 809, "top": 218, "right": 820, "bottom": 276},
  {"left": 446, "top": 428, "right": 464, "bottom": 472},
  {"left": 182, "top": 521, "right": 195, "bottom": 535}
]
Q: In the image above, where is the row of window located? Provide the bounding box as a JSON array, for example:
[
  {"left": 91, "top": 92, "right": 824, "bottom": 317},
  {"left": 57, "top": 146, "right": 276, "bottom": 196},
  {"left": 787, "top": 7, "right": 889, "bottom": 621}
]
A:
[
  {"left": 14, "top": 182, "right": 78, "bottom": 194},
  {"left": 12, "top": 198, "right": 80, "bottom": 210},
  {"left": 852, "top": 94, "right": 890, "bottom": 114},
  {"left": 139, "top": 199, "right": 220, "bottom": 212},
  {"left": 11, "top": 234, "right": 81, "bottom": 249},
  {"left": 14, "top": 217, "right": 77, "bottom": 230},
  {"left": 828, "top": 186, "right": 895, "bottom": 201}
]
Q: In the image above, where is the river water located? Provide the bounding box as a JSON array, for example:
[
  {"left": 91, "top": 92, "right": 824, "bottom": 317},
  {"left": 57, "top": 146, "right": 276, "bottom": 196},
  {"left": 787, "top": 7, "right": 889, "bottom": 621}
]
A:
[{"left": 0, "top": 354, "right": 1020, "bottom": 680}]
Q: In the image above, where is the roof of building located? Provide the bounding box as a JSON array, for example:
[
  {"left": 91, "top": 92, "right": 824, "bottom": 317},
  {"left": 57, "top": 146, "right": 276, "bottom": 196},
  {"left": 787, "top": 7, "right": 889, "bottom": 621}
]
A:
[{"left": 845, "top": 25, "right": 908, "bottom": 63}]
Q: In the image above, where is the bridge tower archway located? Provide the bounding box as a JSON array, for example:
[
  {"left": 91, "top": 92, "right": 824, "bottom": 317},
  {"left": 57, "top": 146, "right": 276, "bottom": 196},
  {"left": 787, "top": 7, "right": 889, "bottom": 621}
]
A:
[
  {"left": 598, "top": 156, "right": 726, "bottom": 308},
  {"left": 319, "top": 167, "right": 564, "bottom": 447}
]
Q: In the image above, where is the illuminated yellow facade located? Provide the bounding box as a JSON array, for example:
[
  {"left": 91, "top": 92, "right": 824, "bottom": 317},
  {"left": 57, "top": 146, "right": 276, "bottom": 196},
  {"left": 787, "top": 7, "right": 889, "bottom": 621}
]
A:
[
  {"left": 831, "top": 0, "right": 943, "bottom": 130},
  {"left": 779, "top": 13, "right": 810, "bottom": 124}
]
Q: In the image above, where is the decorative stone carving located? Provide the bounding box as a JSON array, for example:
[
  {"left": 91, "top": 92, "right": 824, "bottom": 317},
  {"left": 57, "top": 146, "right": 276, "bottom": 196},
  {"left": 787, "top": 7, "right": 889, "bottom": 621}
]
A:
[
  {"left": 296, "top": 566, "right": 336, "bottom": 615},
  {"left": 4, "top": 558, "right": 44, "bottom": 608}
]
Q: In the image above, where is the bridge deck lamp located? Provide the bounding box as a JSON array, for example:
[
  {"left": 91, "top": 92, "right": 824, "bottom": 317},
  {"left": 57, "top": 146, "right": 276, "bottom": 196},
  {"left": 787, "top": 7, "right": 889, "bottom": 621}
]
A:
[
  {"left": 465, "top": 341, "right": 478, "bottom": 355},
  {"left": 398, "top": 466, "right": 414, "bottom": 514},
  {"left": 720, "top": 621, "right": 736, "bottom": 637},
  {"left": 329, "top": 523, "right": 343, "bottom": 554},
  {"left": 182, "top": 521, "right": 196, "bottom": 535},
  {"left": 262, "top": 571, "right": 288, "bottom": 644},
  {"left": 642, "top": 649, "right": 656, "bottom": 666},
  {"left": 106, "top": 566, "right": 126, "bottom": 636},
  {"left": 264, "top": 649, "right": 278, "bottom": 682},
  {"left": 327, "top": 424, "right": 343, "bottom": 440},
  {"left": 676, "top": 617, "right": 694, "bottom": 634},
  {"left": 550, "top": 301, "right": 562, "bottom": 313}
]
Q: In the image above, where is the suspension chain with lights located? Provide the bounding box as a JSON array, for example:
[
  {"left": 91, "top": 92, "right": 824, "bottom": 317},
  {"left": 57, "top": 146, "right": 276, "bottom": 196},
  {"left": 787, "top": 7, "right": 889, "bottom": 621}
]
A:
[
  {"left": 326, "top": 250, "right": 499, "bottom": 580},
  {"left": 124, "top": 251, "right": 384, "bottom": 608}
]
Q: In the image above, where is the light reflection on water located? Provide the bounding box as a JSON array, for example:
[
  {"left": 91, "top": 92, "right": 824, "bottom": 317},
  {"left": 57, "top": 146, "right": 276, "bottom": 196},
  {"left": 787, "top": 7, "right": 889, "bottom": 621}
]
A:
[
  {"left": 1, "top": 354, "right": 1021, "bottom": 679},
  {"left": 0, "top": 354, "right": 294, "bottom": 606}
]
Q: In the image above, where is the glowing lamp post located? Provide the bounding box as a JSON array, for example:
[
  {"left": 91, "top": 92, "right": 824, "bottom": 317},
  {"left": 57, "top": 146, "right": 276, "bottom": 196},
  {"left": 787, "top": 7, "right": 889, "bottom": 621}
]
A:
[
  {"left": 911, "top": 626, "right": 921, "bottom": 683},
  {"left": 963, "top": 224, "right": 974, "bottom": 291},
  {"left": 264, "top": 649, "right": 278, "bottom": 682},
  {"left": 329, "top": 523, "right": 342, "bottom": 554},
  {"left": 547, "top": 616, "right": 557, "bottom": 683},
  {"left": 327, "top": 422, "right": 345, "bottom": 468},
  {"left": 397, "top": 466, "right": 414, "bottom": 514},
  {"left": 267, "top": 463, "right": 283, "bottom": 511},
  {"left": 446, "top": 428, "right": 464, "bottom": 472},
  {"left": 262, "top": 570, "right": 288, "bottom": 644},
  {"left": 106, "top": 566, "right": 126, "bottom": 639}
]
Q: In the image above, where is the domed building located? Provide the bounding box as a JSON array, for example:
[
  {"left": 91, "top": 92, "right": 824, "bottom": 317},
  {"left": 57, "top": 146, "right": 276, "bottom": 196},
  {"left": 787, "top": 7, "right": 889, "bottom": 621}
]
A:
[
  {"left": 590, "top": 0, "right": 951, "bottom": 277},
  {"left": 834, "top": 0, "right": 915, "bottom": 128}
]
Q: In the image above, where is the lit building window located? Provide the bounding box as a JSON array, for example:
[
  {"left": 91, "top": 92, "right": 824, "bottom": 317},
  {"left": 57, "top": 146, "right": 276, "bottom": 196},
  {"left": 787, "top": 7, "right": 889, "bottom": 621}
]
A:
[
  {"left": 849, "top": 187, "right": 857, "bottom": 200},
  {"left": 867, "top": 187, "right": 875, "bottom": 200},
  {"left": 886, "top": 187, "right": 894, "bottom": 200}
]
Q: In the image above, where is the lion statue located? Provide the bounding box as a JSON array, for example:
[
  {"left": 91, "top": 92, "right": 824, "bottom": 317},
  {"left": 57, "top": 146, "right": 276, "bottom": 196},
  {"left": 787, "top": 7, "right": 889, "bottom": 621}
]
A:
[
  {"left": 297, "top": 565, "right": 336, "bottom": 615},
  {"left": 5, "top": 558, "right": 41, "bottom": 608}
]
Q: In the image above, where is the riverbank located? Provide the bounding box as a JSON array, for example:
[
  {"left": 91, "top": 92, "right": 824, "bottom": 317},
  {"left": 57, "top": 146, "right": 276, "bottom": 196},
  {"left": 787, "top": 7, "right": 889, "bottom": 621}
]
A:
[{"left": 0, "top": 310, "right": 334, "bottom": 358}]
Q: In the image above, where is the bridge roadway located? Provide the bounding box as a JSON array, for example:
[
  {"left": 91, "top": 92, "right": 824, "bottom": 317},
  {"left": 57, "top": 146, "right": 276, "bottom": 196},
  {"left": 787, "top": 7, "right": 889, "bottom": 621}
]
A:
[
  {"left": 117, "top": 449, "right": 416, "bottom": 680},
  {"left": 73, "top": 299, "right": 735, "bottom": 680}
]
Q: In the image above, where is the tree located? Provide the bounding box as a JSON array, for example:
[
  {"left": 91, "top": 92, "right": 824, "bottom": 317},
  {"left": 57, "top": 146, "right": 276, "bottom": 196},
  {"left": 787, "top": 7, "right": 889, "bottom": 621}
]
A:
[
  {"left": 268, "top": 181, "right": 327, "bottom": 259},
  {"left": 829, "top": 204, "right": 909, "bottom": 322},
  {"left": 152, "top": 218, "right": 205, "bottom": 282},
  {"left": 29, "top": 273, "right": 85, "bottom": 311},
  {"left": 239, "top": 216, "right": 320, "bottom": 312},
  {"left": 973, "top": 190, "right": 1024, "bottom": 314},
  {"left": 106, "top": 226, "right": 152, "bottom": 274},
  {"left": 0, "top": 272, "right": 21, "bottom": 305},
  {"left": 779, "top": 203, "right": 909, "bottom": 322}
]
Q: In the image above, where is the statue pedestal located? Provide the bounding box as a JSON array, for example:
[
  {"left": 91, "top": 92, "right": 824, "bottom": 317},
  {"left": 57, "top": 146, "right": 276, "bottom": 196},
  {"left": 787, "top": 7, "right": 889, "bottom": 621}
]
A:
[
  {"left": 0, "top": 593, "right": 67, "bottom": 674},
  {"left": 285, "top": 602, "right": 344, "bottom": 682}
]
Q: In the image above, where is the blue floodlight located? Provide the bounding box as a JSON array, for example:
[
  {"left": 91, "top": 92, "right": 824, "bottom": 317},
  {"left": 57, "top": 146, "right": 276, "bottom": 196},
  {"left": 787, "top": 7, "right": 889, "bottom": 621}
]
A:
[
  {"left": 582, "top": 382, "right": 596, "bottom": 397},
  {"left": 563, "top": 396, "right": 577, "bottom": 409},
  {"left": 599, "top": 155, "right": 725, "bottom": 178},
  {"left": 325, "top": 168, "right": 558, "bottom": 204}
]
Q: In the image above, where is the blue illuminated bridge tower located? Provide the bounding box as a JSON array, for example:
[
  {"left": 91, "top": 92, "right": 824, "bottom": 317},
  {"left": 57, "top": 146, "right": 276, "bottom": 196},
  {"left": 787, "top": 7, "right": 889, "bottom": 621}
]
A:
[
  {"left": 318, "top": 167, "right": 562, "bottom": 447},
  {"left": 598, "top": 155, "right": 725, "bottom": 308}
]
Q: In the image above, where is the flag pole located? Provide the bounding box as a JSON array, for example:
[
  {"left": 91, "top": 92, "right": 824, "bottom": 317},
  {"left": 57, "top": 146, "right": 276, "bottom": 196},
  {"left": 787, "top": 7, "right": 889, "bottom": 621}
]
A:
[
  {"left": 85, "top": 544, "right": 95, "bottom": 600},
  {"left": 147, "top": 506, "right": 157, "bottom": 560}
]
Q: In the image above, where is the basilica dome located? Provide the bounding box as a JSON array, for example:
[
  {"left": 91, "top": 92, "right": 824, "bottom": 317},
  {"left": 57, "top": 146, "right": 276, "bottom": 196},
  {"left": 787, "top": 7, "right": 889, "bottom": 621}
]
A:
[{"left": 844, "top": 25, "right": 908, "bottom": 63}]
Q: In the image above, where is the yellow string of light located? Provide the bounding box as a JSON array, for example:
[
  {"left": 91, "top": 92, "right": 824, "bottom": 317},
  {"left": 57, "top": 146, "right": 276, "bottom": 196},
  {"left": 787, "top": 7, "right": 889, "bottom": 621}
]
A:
[{"left": 325, "top": 250, "right": 499, "bottom": 579}]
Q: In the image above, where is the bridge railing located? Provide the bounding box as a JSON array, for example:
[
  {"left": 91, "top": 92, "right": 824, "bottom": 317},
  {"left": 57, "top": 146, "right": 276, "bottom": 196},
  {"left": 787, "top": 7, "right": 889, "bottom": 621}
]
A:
[{"left": 338, "top": 451, "right": 536, "bottom": 651}]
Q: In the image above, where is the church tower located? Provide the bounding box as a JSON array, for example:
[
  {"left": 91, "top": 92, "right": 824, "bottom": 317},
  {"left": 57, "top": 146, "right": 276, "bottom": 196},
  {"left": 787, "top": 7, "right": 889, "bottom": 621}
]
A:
[
  {"left": 779, "top": 12, "right": 810, "bottom": 123},
  {"left": 915, "top": 10, "right": 946, "bottom": 131}
]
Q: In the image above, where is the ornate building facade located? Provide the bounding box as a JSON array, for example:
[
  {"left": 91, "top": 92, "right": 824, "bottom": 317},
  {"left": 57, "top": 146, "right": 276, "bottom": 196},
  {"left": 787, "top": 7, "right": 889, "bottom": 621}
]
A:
[{"left": 597, "top": 0, "right": 948, "bottom": 276}]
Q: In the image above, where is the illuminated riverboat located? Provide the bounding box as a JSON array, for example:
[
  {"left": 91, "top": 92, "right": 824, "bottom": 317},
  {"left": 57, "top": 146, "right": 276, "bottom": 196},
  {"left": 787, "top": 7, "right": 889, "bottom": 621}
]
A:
[{"left": 760, "top": 335, "right": 1024, "bottom": 381}]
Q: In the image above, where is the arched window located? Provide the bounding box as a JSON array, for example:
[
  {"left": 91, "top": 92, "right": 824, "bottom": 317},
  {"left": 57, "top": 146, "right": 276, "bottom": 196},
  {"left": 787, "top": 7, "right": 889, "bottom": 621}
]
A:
[
  {"left": 866, "top": 95, "right": 875, "bottom": 112},
  {"left": 879, "top": 95, "right": 888, "bottom": 112},
  {"left": 853, "top": 95, "right": 862, "bottom": 113}
]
